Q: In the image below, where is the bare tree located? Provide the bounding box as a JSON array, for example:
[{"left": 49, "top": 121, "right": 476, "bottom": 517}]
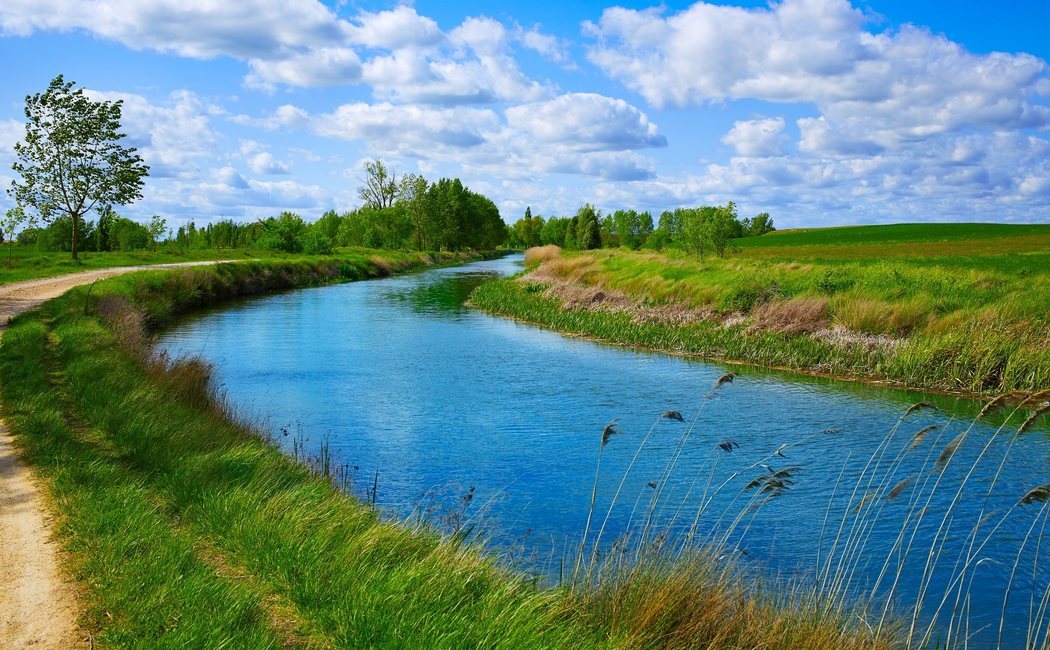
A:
[{"left": 358, "top": 159, "right": 399, "bottom": 209}]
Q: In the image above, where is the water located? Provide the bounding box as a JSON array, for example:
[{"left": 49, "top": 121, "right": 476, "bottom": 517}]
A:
[{"left": 158, "top": 254, "right": 1050, "bottom": 646}]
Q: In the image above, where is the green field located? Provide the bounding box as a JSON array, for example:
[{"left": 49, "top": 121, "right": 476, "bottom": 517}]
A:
[
  {"left": 0, "top": 246, "right": 295, "bottom": 286},
  {"left": 735, "top": 222, "right": 1050, "bottom": 248},
  {"left": 472, "top": 224, "right": 1050, "bottom": 395}
]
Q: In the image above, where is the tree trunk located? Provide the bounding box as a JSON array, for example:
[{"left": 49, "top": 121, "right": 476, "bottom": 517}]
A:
[{"left": 71, "top": 213, "right": 80, "bottom": 261}]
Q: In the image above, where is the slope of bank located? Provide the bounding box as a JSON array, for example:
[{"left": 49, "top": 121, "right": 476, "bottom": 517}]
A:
[
  {"left": 0, "top": 259, "right": 261, "bottom": 649},
  {"left": 469, "top": 244, "right": 1048, "bottom": 397},
  {"left": 0, "top": 252, "right": 889, "bottom": 648}
]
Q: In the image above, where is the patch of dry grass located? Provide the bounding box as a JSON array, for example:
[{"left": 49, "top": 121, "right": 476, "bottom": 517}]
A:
[
  {"left": 750, "top": 296, "right": 830, "bottom": 334},
  {"left": 524, "top": 245, "right": 561, "bottom": 266}
]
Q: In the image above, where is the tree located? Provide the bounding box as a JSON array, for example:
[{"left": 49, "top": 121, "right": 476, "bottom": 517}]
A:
[
  {"left": 259, "top": 212, "right": 307, "bottom": 253},
  {"left": 742, "top": 212, "right": 775, "bottom": 237},
  {"left": 2, "top": 206, "right": 33, "bottom": 258},
  {"left": 358, "top": 159, "right": 399, "bottom": 210},
  {"left": 399, "top": 173, "right": 432, "bottom": 250},
  {"left": 9, "top": 75, "right": 149, "bottom": 260},
  {"left": 148, "top": 215, "right": 166, "bottom": 251},
  {"left": 575, "top": 204, "right": 601, "bottom": 250},
  {"left": 706, "top": 202, "right": 740, "bottom": 257}
]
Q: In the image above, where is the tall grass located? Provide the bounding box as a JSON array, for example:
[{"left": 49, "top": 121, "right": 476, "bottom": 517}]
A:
[
  {"left": 470, "top": 256, "right": 1049, "bottom": 394},
  {"left": 564, "top": 371, "right": 1050, "bottom": 648}
]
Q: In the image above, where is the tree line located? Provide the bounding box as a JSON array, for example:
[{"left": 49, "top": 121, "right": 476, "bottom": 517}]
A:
[
  {"left": 505, "top": 202, "right": 774, "bottom": 256},
  {"left": 4, "top": 157, "right": 508, "bottom": 256}
]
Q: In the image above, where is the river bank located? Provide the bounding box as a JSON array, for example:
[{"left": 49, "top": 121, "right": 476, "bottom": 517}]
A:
[
  {"left": 468, "top": 245, "right": 1049, "bottom": 398},
  {"left": 0, "top": 252, "right": 889, "bottom": 647}
]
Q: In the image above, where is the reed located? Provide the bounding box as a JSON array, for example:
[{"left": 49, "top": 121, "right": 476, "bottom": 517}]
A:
[{"left": 567, "top": 377, "right": 1049, "bottom": 648}]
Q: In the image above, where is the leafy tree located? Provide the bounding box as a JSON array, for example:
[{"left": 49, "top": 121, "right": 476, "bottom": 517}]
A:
[
  {"left": 1, "top": 206, "right": 33, "bottom": 257},
  {"left": 302, "top": 228, "right": 333, "bottom": 255},
  {"left": 148, "top": 214, "right": 166, "bottom": 251},
  {"left": 612, "top": 209, "right": 653, "bottom": 250},
  {"left": 358, "top": 159, "right": 399, "bottom": 209},
  {"left": 679, "top": 207, "right": 708, "bottom": 257},
  {"left": 575, "top": 204, "right": 602, "bottom": 250},
  {"left": 742, "top": 212, "right": 775, "bottom": 237},
  {"left": 564, "top": 215, "right": 578, "bottom": 249},
  {"left": 111, "top": 217, "right": 150, "bottom": 251},
  {"left": 9, "top": 75, "right": 149, "bottom": 260},
  {"left": 95, "top": 205, "right": 115, "bottom": 251},
  {"left": 259, "top": 211, "right": 307, "bottom": 253},
  {"left": 541, "top": 217, "right": 569, "bottom": 247},
  {"left": 706, "top": 202, "right": 741, "bottom": 257},
  {"left": 399, "top": 174, "right": 432, "bottom": 250}
]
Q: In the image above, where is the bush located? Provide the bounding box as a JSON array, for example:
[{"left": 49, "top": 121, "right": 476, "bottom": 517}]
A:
[{"left": 302, "top": 230, "right": 334, "bottom": 255}]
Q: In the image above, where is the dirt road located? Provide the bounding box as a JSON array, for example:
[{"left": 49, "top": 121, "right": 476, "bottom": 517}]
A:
[{"left": 0, "top": 261, "right": 236, "bottom": 648}]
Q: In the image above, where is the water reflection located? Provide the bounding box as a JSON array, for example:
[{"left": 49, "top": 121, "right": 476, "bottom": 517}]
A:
[{"left": 159, "top": 254, "right": 1048, "bottom": 646}]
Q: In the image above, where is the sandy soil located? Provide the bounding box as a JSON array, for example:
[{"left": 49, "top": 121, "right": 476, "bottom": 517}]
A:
[{"left": 0, "top": 261, "right": 235, "bottom": 648}]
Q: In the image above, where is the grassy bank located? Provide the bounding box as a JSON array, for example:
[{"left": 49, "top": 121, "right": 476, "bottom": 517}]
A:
[
  {"left": 472, "top": 225, "right": 1049, "bottom": 396},
  {"left": 0, "top": 252, "right": 890, "bottom": 647},
  {"left": 0, "top": 246, "right": 267, "bottom": 285},
  {"left": 0, "top": 245, "right": 451, "bottom": 286}
]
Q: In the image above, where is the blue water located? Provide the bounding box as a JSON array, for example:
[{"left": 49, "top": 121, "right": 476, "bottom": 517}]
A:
[{"left": 158, "top": 254, "right": 1049, "bottom": 647}]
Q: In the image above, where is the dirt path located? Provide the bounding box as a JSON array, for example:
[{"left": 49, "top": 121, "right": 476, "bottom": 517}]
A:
[{"left": 0, "top": 261, "right": 238, "bottom": 648}]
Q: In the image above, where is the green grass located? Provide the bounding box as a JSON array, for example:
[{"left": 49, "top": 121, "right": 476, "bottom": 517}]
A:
[
  {"left": 0, "top": 253, "right": 891, "bottom": 648},
  {"left": 735, "top": 222, "right": 1050, "bottom": 249},
  {"left": 0, "top": 245, "right": 408, "bottom": 286},
  {"left": 475, "top": 225, "right": 1050, "bottom": 395}
]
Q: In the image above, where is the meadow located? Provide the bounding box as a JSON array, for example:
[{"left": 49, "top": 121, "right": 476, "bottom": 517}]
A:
[{"left": 472, "top": 224, "right": 1050, "bottom": 396}]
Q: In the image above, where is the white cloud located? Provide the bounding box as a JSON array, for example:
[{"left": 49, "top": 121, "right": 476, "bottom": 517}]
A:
[
  {"left": 0, "top": 2, "right": 551, "bottom": 102},
  {"left": 282, "top": 93, "right": 665, "bottom": 183},
  {"left": 361, "top": 15, "right": 550, "bottom": 105},
  {"left": 247, "top": 152, "right": 289, "bottom": 175},
  {"left": 0, "top": 119, "right": 23, "bottom": 158},
  {"left": 505, "top": 93, "right": 666, "bottom": 151},
  {"left": 0, "top": 0, "right": 347, "bottom": 59},
  {"left": 722, "top": 117, "right": 787, "bottom": 156},
  {"left": 313, "top": 102, "right": 500, "bottom": 154},
  {"left": 588, "top": 129, "right": 1050, "bottom": 224},
  {"left": 585, "top": 0, "right": 1050, "bottom": 144},
  {"left": 85, "top": 89, "right": 217, "bottom": 178},
  {"left": 346, "top": 5, "right": 443, "bottom": 50},
  {"left": 246, "top": 47, "right": 361, "bottom": 89},
  {"left": 514, "top": 24, "right": 571, "bottom": 64}
]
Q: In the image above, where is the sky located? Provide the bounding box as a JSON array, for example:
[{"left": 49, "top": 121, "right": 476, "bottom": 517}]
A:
[{"left": 1, "top": 0, "right": 1049, "bottom": 229}]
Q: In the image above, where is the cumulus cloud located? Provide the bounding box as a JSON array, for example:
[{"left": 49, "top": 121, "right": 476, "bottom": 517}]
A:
[
  {"left": 247, "top": 152, "right": 289, "bottom": 175},
  {"left": 245, "top": 47, "right": 361, "bottom": 89},
  {"left": 361, "top": 15, "right": 550, "bottom": 105},
  {"left": 0, "top": 2, "right": 554, "bottom": 100},
  {"left": 275, "top": 92, "right": 666, "bottom": 182},
  {"left": 0, "top": 0, "right": 347, "bottom": 59},
  {"left": 0, "top": 118, "right": 23, "bottom": 157},
  {"left": 85, "top": 89, "right": 217, "bottom": 177},
  {"left": 589, "top": 128, "right": 1050, "bottom": 224},
  {"left": 721, "top": 117, "right": 787, "bottom": 156},
  {"left": 514, "top": 24, "right": 571, "bottom": 64},
  {"left": 346, "top": 5, "right": 443, "bottom": 50},
  {"left": 505, "top": 93, "right": 666, "bottom": 151},
  {"left": 313, "top": 102, "right": 500, "bottom": 155},
  {"left": 585, "top": 0, "right": 1050, "bottom": 145}
]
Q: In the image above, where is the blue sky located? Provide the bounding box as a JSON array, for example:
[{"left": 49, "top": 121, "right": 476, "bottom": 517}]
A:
[{"left": 1, "top": 0, "right": 1048, "bottom": 229}]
